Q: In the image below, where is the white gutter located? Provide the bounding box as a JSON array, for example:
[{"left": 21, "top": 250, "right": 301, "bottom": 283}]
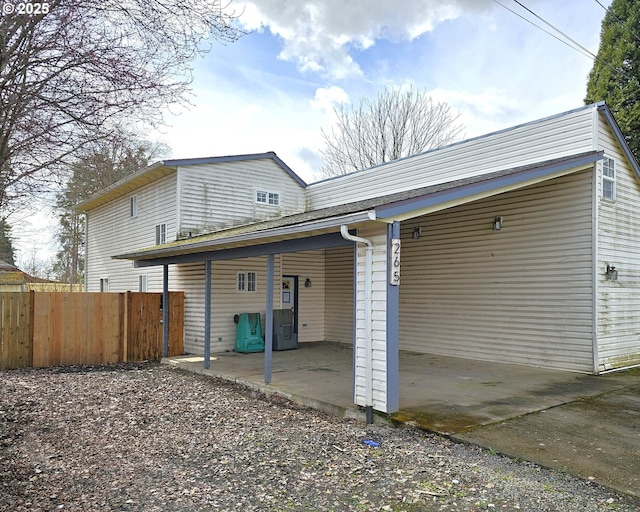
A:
[{"left": 340, "top": 225, "right": 374, "bottom": 421}]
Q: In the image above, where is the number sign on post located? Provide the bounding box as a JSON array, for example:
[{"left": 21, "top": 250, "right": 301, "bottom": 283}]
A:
[{"left": 390, "top": 238, "right": 401, "bottom": 286}]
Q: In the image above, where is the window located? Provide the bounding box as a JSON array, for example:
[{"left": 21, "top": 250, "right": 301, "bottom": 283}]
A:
[
  {"left": 602, "top": 157, "right": 615, "bottom": 200},
  {"left": 130, "top": 196, "right": 138, "bottom": 217},
  {"left": 237, "top": 271, "right": 257, "bottom": 292},
  {"left": 99, "top": 278, "right": 109, "bottom": 292},
  {"left": 155, "top": 223, "right": 167, "bottom": 245},
  {"left": 256, "top": 190, "right": 280, "bottom": 206},
  {"left": 138, "top": 275, "right": 147, "bottom": 292}
]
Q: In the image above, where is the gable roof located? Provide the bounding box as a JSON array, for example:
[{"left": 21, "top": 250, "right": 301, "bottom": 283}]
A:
[
  {"left": 595, "top": 102, "right": 640, "bottom": 179},
  {"left": 76, "top": 151, "right": 306, "bottom": 212}
]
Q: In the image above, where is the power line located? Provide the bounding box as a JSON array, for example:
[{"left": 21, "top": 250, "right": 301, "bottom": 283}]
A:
[
  {"left": 491, "top": 0, "right": 593, "bottom": 60},
  {"left": 594, "top": 0, "right": 640, "bottom": 46},
  {"left": 491, "top": 0, "right": 633, "bottom": 81},
  {"left": 512, "top": 0, "right": 599, "bottom": 60}
]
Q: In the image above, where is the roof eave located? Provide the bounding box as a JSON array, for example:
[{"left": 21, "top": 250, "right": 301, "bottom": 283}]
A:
[
  {"left": 76, "top": 162, "right": 175, "bottom": 212},
  {"left": 596, "top": 102, "right": 640, "bottom": 179},
  {"left": 114, "top": 209, "right": 376, "bottom": 261},
  {"left": 375, "top": 150, "right": 603, "bottom": 221}
]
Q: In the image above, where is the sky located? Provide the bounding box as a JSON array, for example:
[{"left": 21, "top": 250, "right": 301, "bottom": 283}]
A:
[{"left": 15, "top": 0, "right": 612, "bottom": 269}]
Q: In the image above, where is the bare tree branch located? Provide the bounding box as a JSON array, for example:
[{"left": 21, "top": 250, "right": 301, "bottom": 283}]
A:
[
  {"left": 0, "top": 0, "right": 244, "bottom": 212},
  {"left": 320, "top": 86, "right": 464, "bottom": 177}
]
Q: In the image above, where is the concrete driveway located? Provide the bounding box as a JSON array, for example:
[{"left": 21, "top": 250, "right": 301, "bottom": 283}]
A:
[{"left": 164, "top": 341, "right": 640, "bottom": 497}]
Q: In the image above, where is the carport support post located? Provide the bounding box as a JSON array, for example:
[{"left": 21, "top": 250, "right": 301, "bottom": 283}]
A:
[
  {"left": 265, "top": 253, "right": 274, "bottom": 384},
  {"left": 162, "top": 265, "right": 169, "bottom": 358},
  {"left": 386, "top": 221, "right": 400, "bottom": 413},
  {"left": 204, "top": 260, "right": 212, "bottom": 369}
]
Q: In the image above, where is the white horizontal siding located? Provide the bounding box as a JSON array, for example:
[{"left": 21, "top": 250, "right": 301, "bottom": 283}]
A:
[
  {"left": 325, "top": 246, "right": 355, "bottom": 344},
  {"left": 399, "top": 170, "right": 595, "bottom": 372},
  {"left": 177, "top": 159, "right": 305, "bottom": 237},
  {"left": 85, "top": 174, "right": 176, "bottom": 292},
  {"left": 307, "top": 106, "right": 596, "bottom": 210},
  {"left": 351, "top": 224, "right": 390, "bottom": 411},
  {"left": 596, "top": 119, "right": 640, "bottom": 370},
  {"left": 172, "top": 256, "right": 282, "bottom": 355},
  {"left": 170, "top": 262, "right": 206, "bottom": 355}
]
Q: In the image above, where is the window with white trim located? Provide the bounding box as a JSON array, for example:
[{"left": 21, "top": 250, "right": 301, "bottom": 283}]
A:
[
  {"left": 237, "top": 271, "right": 257, "bottom": 292},
  {"left": 155, "top": 223, "right": 167, "bottom": 245},
  {"left": 138, "top": 275, "right": 147, "bottom": 292},
  {"left": 256, "top": 190, "right": 280, "bottom": 206},
  {"left": 602, "top": 157, "right": 615, "bottom": 200},
  {"left": 99, "top": 278, "right": 109, "bottom": 292},
  {"left": 130, "top": 196, "right": 138, "bottom": 217}
]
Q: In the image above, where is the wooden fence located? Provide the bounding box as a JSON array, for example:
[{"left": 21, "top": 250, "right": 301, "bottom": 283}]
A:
[{"left": 0, "top": 291, "right": 184, "bottom": 370}]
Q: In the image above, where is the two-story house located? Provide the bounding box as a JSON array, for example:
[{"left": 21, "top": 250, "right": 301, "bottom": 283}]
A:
[{"left": 78, "top": 102, "right": 640, "bottom": 416}]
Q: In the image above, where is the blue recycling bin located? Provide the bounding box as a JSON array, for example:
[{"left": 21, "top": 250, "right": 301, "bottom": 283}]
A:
[{"left": 234, "top": 313, "right": 264, "bottom": 353}]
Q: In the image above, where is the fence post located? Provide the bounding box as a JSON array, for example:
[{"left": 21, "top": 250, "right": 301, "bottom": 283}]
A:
[
  {"left": 28, "top": 290, "right": 34, "bottom": 367},
  {"left": 0, "top": 293, "right": 3, "bottom": 369},
  {"left": 122, "top": 292, "right": 129, "bottom": 363}
]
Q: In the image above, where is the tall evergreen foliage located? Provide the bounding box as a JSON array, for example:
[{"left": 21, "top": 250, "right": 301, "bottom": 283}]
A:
[
  {"left": 585, "top": 0, "right": 640, "bottom": 160},
  {"left": 54, "top": 134, "right": 168, "bottom": 285},
  {"left": 0, "top": 219, "right": 15, "bottom": 265}
]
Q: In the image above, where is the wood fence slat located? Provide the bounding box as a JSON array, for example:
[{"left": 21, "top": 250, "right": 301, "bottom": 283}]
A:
[
  {"left": 0, "top": 292, "right": 32, "bottom": 369},
  {"left": 2, "top": 291, "right": 184, "bottom": 369},
  {"left": 33, "top": 292, "right": 53, "bottom": 367},
  {"left": 168, "top": 292, "right": 185, "bottom": 357}
]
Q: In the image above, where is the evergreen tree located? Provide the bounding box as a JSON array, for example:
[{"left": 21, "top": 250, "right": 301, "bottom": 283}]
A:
[
  {"left": 585, "top": 0, "right": 640, "bottom": 160},
  {"left": 0, "top": 218, "right": 15, "bottom": 265},
  {"left": 53, "top": 132, "right": 169, "bottom": 284}
]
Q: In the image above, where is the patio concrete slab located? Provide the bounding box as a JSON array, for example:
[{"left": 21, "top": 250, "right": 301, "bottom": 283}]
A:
[{"left": 163, "top": 341, "right": 640, "bottom": 497}]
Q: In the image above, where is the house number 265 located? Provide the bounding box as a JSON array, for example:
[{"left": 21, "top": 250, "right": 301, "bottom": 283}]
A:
[{"left": 390, "top": 238, "right": 401, "bottom": 286}]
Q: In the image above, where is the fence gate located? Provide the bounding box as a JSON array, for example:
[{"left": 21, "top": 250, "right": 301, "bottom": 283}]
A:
[{"left": 126, "top": 292, "right": 184, "bottom": 361}]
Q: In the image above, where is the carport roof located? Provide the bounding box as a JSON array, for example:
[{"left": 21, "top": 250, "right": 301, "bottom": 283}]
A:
[{"left": 115, "top": 150, "right": 602, "bottom": 266}]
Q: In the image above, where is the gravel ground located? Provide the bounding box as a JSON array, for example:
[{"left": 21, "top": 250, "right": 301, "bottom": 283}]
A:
[{"left": 1, "top": 362, "right": 639, "bottom": 512}]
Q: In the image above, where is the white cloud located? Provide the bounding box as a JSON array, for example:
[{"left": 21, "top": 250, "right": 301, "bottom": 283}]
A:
[
  {"left": 235, "top": 0, "right": 492, "bottom": 79},
  {"left": 310, "top": 86, "right": 349, "bottom": 112}
]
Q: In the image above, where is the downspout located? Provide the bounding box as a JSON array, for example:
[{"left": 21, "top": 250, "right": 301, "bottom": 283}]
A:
[{"left": 340, "top": 225, "right": 374, "bottom": 423}]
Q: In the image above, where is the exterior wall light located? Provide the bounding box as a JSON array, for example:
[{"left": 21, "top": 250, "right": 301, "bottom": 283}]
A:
[
  {"left": 492, "top": 216, "right": 503, "bottom": 231},
  {"left": 412, "top": 227, "right": 421, "bottom": 239},
  {"left": 606, "top": 263, "right": 618, "bottom": 281},
  {"left": 304, "top": 278, "right": 312, "bottom": 288}
]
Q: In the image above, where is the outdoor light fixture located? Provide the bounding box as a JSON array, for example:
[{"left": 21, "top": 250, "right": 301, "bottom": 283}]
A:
[
  {"left": 412, "top": 227, "right": 421, "bottom": 239},
  {"left": 305, "top": 278, "right": 312, "bottom": 288},
  {"left": 606, "top": 263, "right": 618, "bottom": 281},
  {"left": 492, "top": 216, "right": 503, "bottom": 231}
]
